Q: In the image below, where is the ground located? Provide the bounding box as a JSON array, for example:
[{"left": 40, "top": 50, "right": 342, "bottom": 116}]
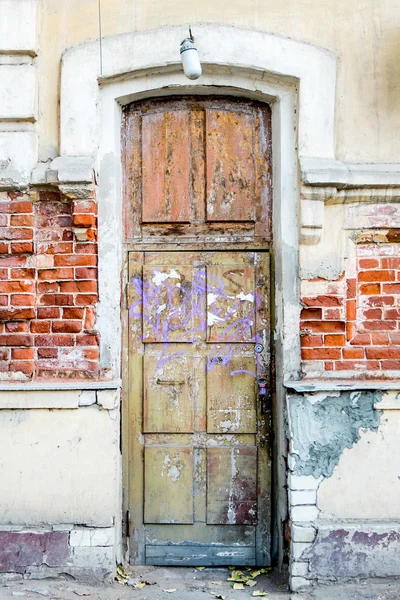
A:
[{"left": 0, "top": 567, "right": 399, "bottom": 600}]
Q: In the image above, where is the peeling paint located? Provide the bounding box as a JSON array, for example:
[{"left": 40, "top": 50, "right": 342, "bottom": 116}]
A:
[{"left": 289, "top": 391, "right": 382, "bottom": 478}]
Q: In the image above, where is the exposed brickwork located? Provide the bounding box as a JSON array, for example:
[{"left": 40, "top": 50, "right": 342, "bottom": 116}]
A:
[
  {"left": 0, "top": 190, "right": 99, "bottom": 380},
  {"left": 301, "top": 243, "right": 400, "bottom": 375}
]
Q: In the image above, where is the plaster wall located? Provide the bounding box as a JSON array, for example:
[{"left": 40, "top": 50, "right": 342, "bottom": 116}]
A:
[
  {"left": 0, "top": 401, "right": 119, "bottom": 526},
  {"left": 318, "top": 409, "right": 400, "bottom": 520},
  {"left": 39, "top": 0, "right": 400, "bottom": 163}
]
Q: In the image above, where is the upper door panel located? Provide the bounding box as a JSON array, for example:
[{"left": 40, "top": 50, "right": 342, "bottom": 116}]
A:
[{"left": 122, "top": 96, "right": 272, "bottom": 244}]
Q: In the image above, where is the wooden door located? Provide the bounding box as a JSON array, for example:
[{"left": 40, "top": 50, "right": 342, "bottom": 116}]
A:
[
  {"left": 123, "top": 96, "right": 273, "bottom": 566},
  {"left": 127, "top": 251, "right": 271, "bottom": 565}
]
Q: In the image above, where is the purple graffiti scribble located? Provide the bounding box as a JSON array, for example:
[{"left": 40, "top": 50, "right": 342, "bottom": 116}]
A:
[{"left": 129, "top": 268, "right": 264, "bottom": 378}]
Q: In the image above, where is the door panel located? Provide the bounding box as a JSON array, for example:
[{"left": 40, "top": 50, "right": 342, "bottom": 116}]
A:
[
  {"left": 122, "top": 97, "right": 272, "bottom": 242},
  {"left": 128, "top": 250, "right": 271, "bottom": 566}
]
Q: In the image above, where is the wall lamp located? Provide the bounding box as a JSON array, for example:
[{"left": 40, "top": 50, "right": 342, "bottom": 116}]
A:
[{"left": 180, "top": 27, "right": 202, "bottom": 80}]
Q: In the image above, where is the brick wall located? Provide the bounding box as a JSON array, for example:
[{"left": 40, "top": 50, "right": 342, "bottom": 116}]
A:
[
  {"left": 0, "top": 190, "right": 99, "bottom": 380},
  {"left": 301, "top": 242, "right": 400, "bottom": 376}
]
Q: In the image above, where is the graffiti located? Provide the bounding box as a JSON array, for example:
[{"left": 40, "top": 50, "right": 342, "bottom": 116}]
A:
[{"left": 129, "top": 268, "right": 264, "bottom": 378}]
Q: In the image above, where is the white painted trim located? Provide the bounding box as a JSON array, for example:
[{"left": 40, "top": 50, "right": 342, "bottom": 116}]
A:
[
  {"left": 285, "top": 379, "right": 400, "bottom": 392},
  {"left": 300, "top": 157, "right": 400, "bottom": 188},
  {"left": 0, "top": 381, "right": 121, "bottom": 391}
]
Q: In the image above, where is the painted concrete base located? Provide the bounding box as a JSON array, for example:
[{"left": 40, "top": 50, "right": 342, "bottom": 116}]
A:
[{"left": 0, "top": 527, "right": 116, "bottom": 583}]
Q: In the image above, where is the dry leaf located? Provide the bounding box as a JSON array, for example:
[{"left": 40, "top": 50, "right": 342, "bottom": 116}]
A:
[
  {"left": 227, "top": 570, "right": 246, "bottom": 583},
  {"left": 252, "top": 592, "right": 267, "bottom": 597},
  {"left": 196, "top": 567, "right": 206, "bottom": 571},
  {"left": 246, "top": 580, "right": 257, "bottom": 587},
  {"left": 133, "top": 582, "right": 146, "bottom": 589},
  {"left": 250, "top": 570, "right": 262, "bottom": 578},
  {"left": 163, "top": 589, "right": 177, "bottom": 594},
  {"left": 233, "top": 583, "right": 244, "bottom": 590}
]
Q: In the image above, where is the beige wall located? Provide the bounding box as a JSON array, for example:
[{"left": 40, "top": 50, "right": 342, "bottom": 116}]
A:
[{"left": 39, "top": 0, "right": 400, "bottom": 163}]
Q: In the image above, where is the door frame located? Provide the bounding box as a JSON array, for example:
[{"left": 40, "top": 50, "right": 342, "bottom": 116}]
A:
[
  {"left": 114, "top": 79, "right": 298, "bottom": 566},
  {"left": 58, "top": 24, "right": 338, "bottom": 565}
]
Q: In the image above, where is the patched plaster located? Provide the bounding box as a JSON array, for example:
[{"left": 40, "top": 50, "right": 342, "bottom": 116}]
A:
[{"left": 288, "top": 391, "right": 382, "bottom": 478}]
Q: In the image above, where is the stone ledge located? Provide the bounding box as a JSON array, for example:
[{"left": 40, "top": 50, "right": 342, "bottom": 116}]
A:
[
  {"left": 285, "top": 379, "right": 400, "bottom": 392},
  {"left": 300, "top": 157, "right": 400, "bottom": 188}
]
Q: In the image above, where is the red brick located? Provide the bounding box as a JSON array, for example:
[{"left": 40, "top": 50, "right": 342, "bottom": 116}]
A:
[
  {"left": 366, "top": 347, "right": 390, "bottom": 359},
  {"left": 0, "top": 308, "right": 35, "bottom": 321},
  {"left": 0, "top": 215, "right": 8, "bottom": 227},
  {"left": 381, "top": 258, "right": 400, "bottom": 269},
  {"left": 367, "top": 295, "right": 394, "bottom": 307},
  {"left": 346, "top": 299, "right": 356, "bottom": 321},
  {"left": 83, "top": 348, "right": 99, "bottom": 360},
  {"left": 0, "top": 334, "right": 33, "bottom": 346},
  {"left": 5, "top": 322, "right": 29, "bottom": 333},
  {"left": 301, "top": 334, "right": 324, "bottom": 347},
  {"left": 390, "top": 333, "right": 400, "bottom": 344},
  {"left": 0, "top": 256, "right": 26, "bottom": 267},
  {"left": 0, "top": 296, "right": 8, "bottom": 306},
  {"left": 363, "top": 320, "right": 396, "bottom": 331},
  {"left": 38, "top": 282, "right": 58, "bottom": 293},
  {"left": 73, "top": 201, "right": 96, "bottom": 213},
  {"left": 38, "top": 268, "right": 74, "bottom": 281},
  {"left": 10, "top": 295, "right": 35, "bottom": 306},
  {"left": 335, "top": 360, "right": 380, "bottom": 370},
  {"left": 75, "top": 268, "right": 97, "bottom": 280},
  {"left": 324, "top": 308, "right": 342, "bottom": 320},
  {"left": 0, "top": 228, "right": 33, "bottom": 241},
  {"left": 324, "top": 361, "right": 334, "bottom": 370},
  {"left": 360, "top": 283, "right": 381, "bottom": 295},
  {"left": 382, "top": 284, "right": 400, "bottom": 294},
  {"left": 358, "top": 270, "right": 395, "bottom": 282},
  {"left": 10, "top": 361, "right": 34, "bottom": 375},
  {"left": 30, "top": 320, "right": 51, "bottom": 334},
  {"left": 37, "top": 190, "right": 61, "bottom": 203},
  {"left": 12, "top": 348, "right": 35, "bottom": 360},
  {"left": 346, "top": 322, "right": 356, "bottom": 341},
  {"left": 324, "top": 334, "right": 346, "bottom": 346},
  {"left": 371, "top": 333, "right": 390, "bottom": 345},
  {"left": 381, "top": 360, "right": 400, "bottom": 370},
  {"left": 10, "top": 215, "right": 34, "bottom": 227},
  {"left": 0, "top": 349, "right": 9, "bottom": 360},
  {"left": 76, "top": 294, "right": 98, "bottom": 305},
  {"left": 0, "top": 281, "right": 34, "bottom": 293},
  {"left": 358, "top": 258, "right": 379, "bottom": 269},
  {"left": 302, "top": 296, "right": 343, "bottom": 307},
  {"left": 347, "top": 278, "right": 357, "bottom": 299},
  {"left": 342, "top": 347, "right": 364, "bottom": 359},
  {"left": 37, "top": 307, "right": 60, "bottom": 319},
  {"left": 38, "top": 348, "right": 58, "bottom": 358},
  {"left": 10, "top": 268, "right": 35, "bottom": 279},
  {"left": 302, "top": 348, "right": 341, "bottom": 360},
  {"left": 363, "top": 308, "right": 382, "bottom": 319},
  {"left": 63, "top": 307, "right": 84, "bottom": 319},
  {"left": 84, "top": 307, "right": 96, "bottom": 331},
  {"left": 35, "top": 335, "right": 74, "bottom": 347},
  {"left": 384, "top": 308, "right": 400, "bottom": 319},
  {"left": 60, "top": 281, "right": 97, "bottom": 293},
  {"left": 0, "top": 201, "right": 32, "bottom": 213},
  {"left": 75, "top": 243, "right": 98, "bottom": 255},
  {"left": 0, "top": 242, "right": 8, "bottom": 253},
  {"left": 301, "top": 321, "right": 345, "bottom": 334},
  {"left": 39, "top": 294, "right": 74, "bottom": 306},
  {"left": 77, "top": 228, "right": 97, "bottom": 242},
  {"left": 350, "top": 333, "right": 371, "bottom": 345},
  {"left": 72, "top": 214, "right": 96, "bottom": 228},
  {"left": 37, "top": 242, "right": 73, "bottom": 255},
  {"left": 11, "top": 242, "right": 33, "bottom": 254},
  {"left": 76, "top": 334, "right": 99, "bottom": 346},
  {"left": 54, "top": 254, "right": 97, "bottom": 267},
  {"left": 52, "top": 321, "right": 82, "bottom": 333},
  {"left": 300, "top": 308, "right": 322, "bottom": 320}
]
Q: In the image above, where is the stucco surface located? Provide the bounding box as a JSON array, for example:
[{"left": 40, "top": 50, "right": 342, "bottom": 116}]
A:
[
  {"left": 39, "top": 0, "right": 400, "bottom": 162},
  {"left": 0, "top": 406, "right": 119, "bottom": 526},
  {"left": 318, "top": 411, "right": 400, "bottom": 519}
]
